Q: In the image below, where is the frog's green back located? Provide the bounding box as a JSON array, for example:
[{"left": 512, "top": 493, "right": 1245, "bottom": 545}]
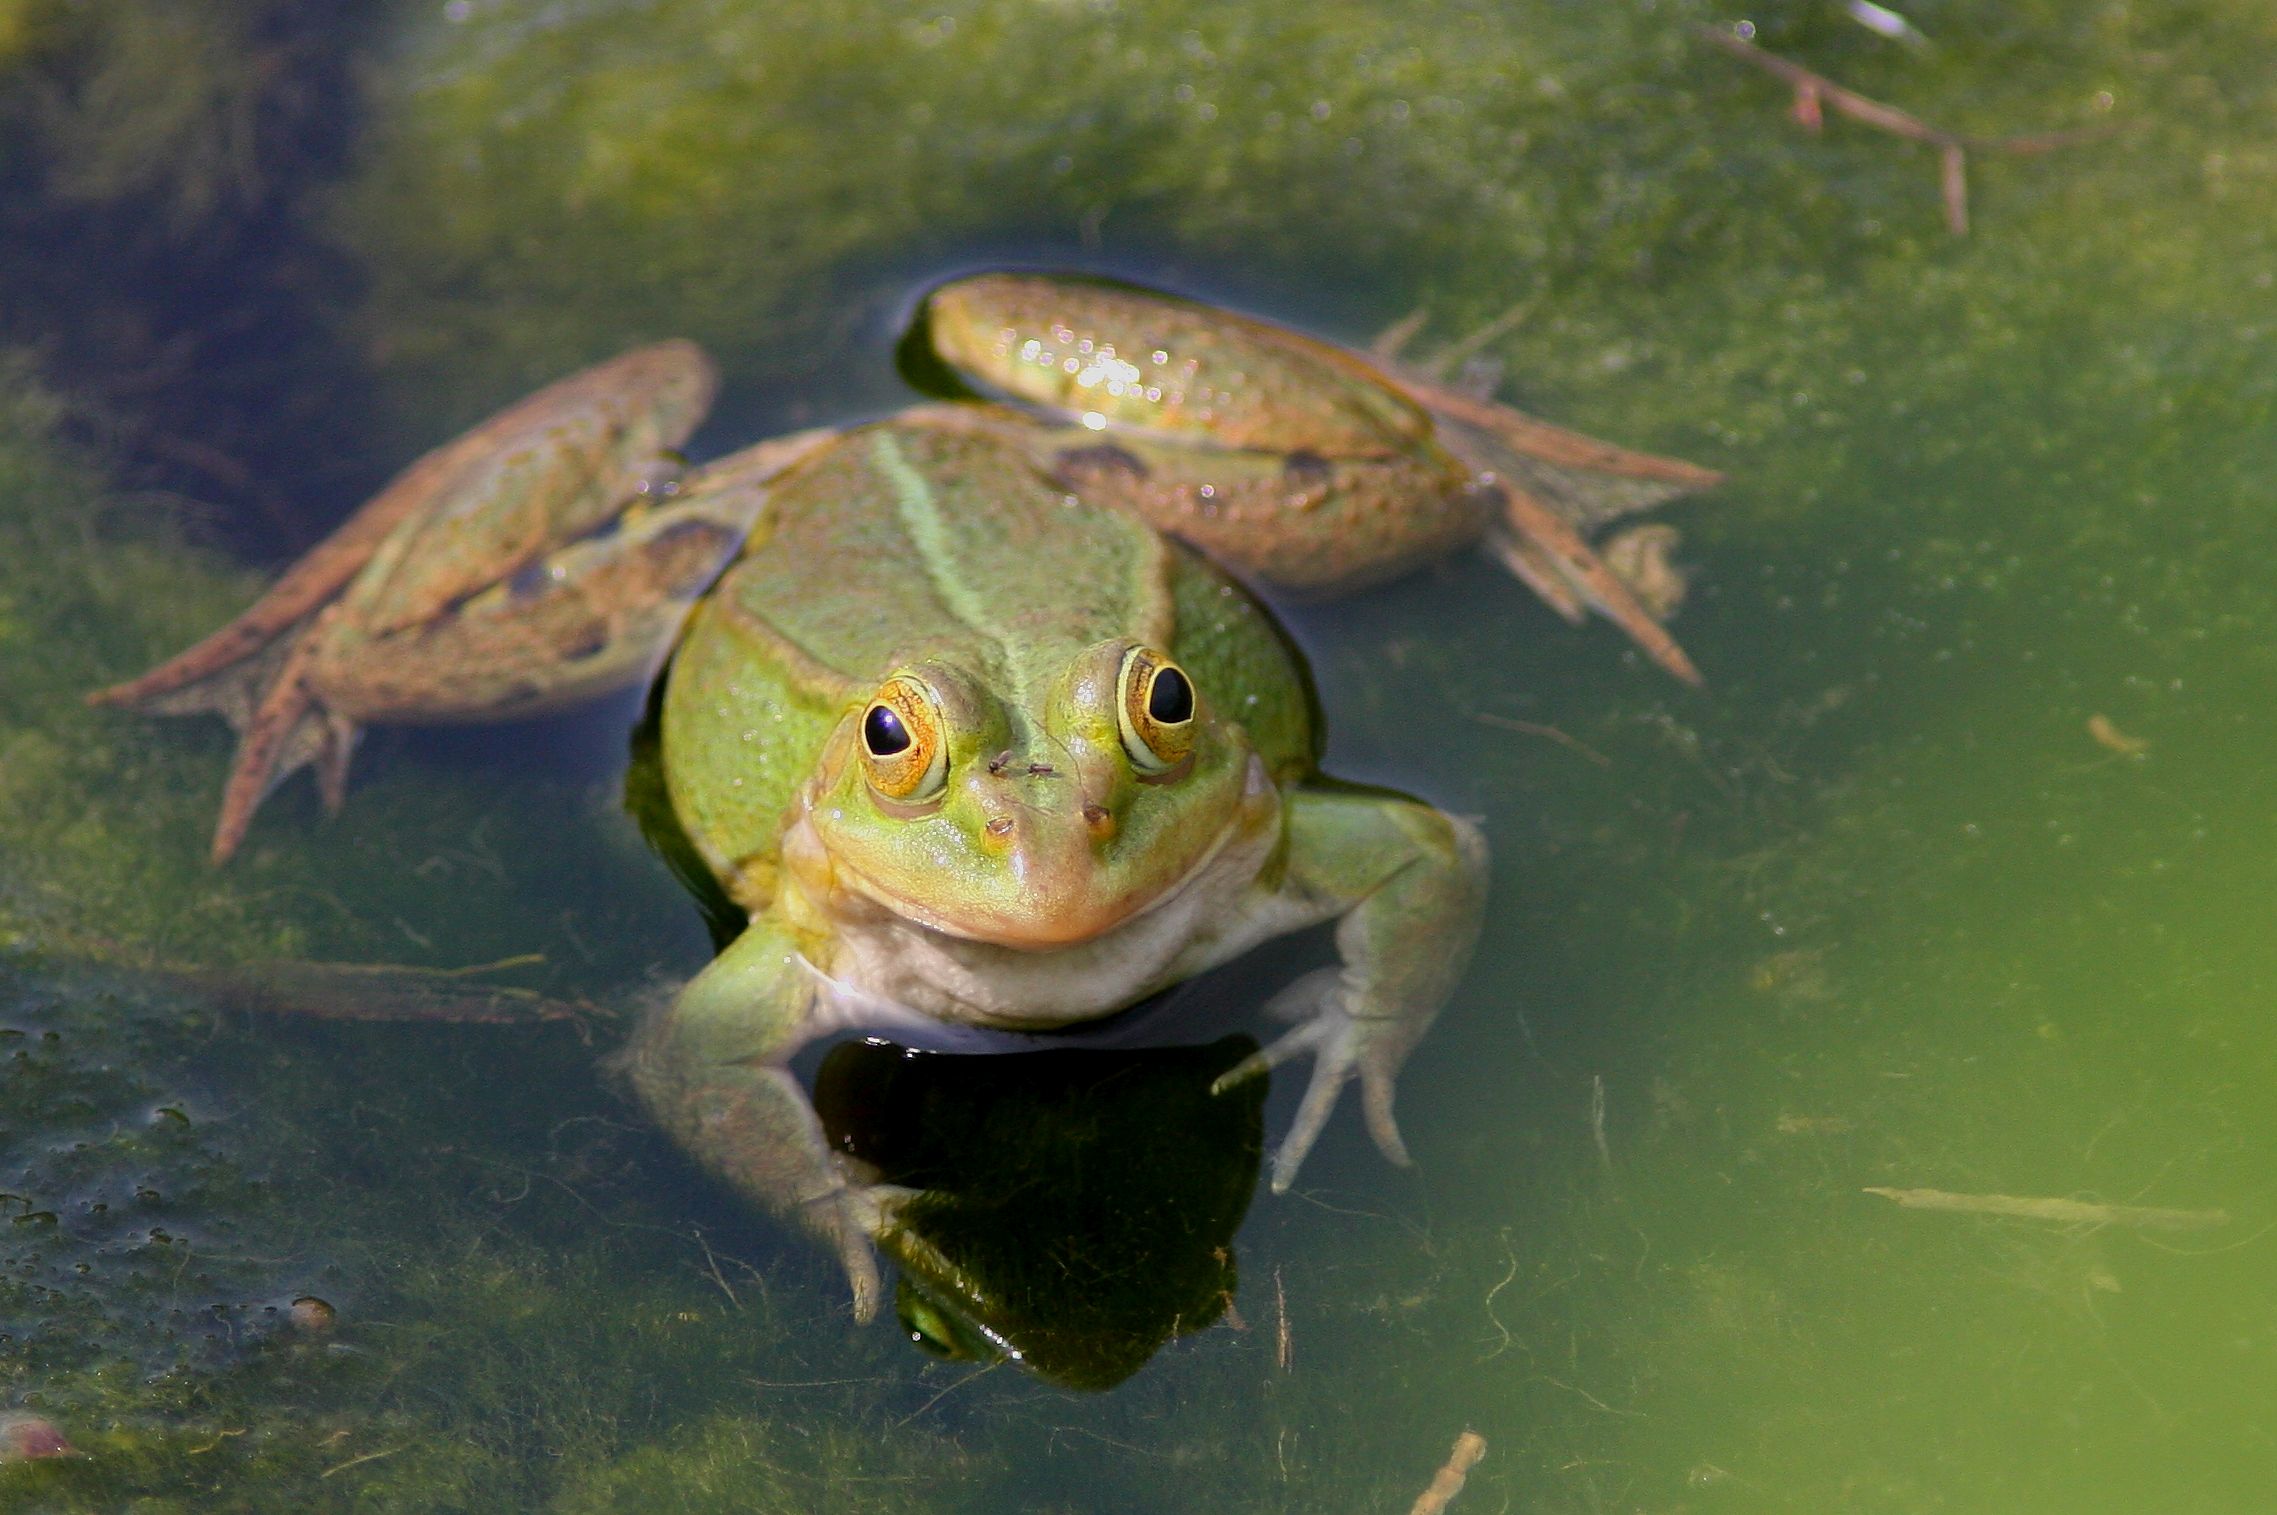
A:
[{"left": 659, "top": 419, "right": 1315, "bottom": 909}]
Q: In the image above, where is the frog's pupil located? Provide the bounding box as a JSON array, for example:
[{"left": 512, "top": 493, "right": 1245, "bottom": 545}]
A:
[
  {"left": 864, "top": 704, "right": 911, "bottom": 756},
  {"left": 1147, "top": 666, "right": 1193, "bottom": 724}
]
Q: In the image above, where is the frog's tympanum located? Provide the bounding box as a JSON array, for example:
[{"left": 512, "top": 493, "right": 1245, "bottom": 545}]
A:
[
  {"left": 92, "top": 275, "right": 1720, "bottom": 1322},
  {"left": 813, "top": 1036, "right": 1265, "bottom": 1389}
]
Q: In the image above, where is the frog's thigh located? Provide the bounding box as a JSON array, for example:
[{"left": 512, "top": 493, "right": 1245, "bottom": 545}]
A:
[
  {"left": 1237, "top": 787, "right": 1489, "bottom": 1188},
  {"left": 1058, "top": 442, "right": 1488, "bottom": 594},
  {"left": 315, "top": 435, "right": 828, "bottom": 723},
  {"left": 621, "top": 916, "right": 886, "bottom": 1319}
]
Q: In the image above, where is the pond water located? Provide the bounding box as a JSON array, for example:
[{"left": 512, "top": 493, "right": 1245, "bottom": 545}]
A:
[{"left": 3, "top": 1, "right": 2274, "bottom": 1509}]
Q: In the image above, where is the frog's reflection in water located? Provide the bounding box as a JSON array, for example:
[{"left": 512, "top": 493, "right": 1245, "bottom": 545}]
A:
[{"left": 812, "top": 1036, "right": 1264, "bottom": 1390}]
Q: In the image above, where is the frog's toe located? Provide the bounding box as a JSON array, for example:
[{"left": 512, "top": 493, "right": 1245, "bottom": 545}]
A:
[
  {"left": 1265, "top": 1022, "right": 1415, "bottom": 1192},
  {"left": 1215, "top": 969, "right": 1423, "bottom": 1191},
  {"left": 802, "top": 1185, "right": 888, "bottom": 1323},
  {"left": 1209, "top": 968, "right": 1342, "bottom": 1094},
  {"left": 1358, "top": 1060, "right": 1411, "bottom": 1171},
  {"left": 1269, "top": 1041, "right": 1354, "bottom": 1193}
]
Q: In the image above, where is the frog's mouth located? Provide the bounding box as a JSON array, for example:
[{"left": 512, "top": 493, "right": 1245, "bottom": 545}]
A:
[
  {"left": 844, "top": 810, "right": 1237, "bottom": 950},
  {"left": 833, "top": 755, "right": 1278, "bottom": 952}
]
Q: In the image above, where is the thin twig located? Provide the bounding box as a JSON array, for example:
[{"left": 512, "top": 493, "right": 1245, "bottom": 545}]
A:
[
  {"left": 1273, "top": 1265, "right": 1293, "bottom": 1372},
  {"left": 1472, "top": 713, "right": 1612, "bottom": 769},
  {"left": 1697, "top": 24, "right": 2109, "bottom": 235},
  {"left": 891, "top": 1362, "right": 999, "bottom": 1428},
  {"left": 1589, "top": 1075, "right": 1613, "bottom": 1174},
  {"left": 321, "top": 1445, "right": 406, "bottom": 1478},
  {"left": 1412, "top": 295, "right": 1541, "bottom": 383},
  {"left": 693, "top": 1229, "right": 741, "bottom": 1311},
  {"left": 1864, "top": 1186, "right": 2229, "bottom": 1230}
]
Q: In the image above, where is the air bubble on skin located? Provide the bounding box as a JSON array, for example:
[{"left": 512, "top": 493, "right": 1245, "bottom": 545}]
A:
[
  {"left": 1020, "top": 339, "right": 1043, "bottom": 363},
  {"left": 1152, "top": 350, "right": 1168, "bottom": 365},
  {"left": 1063, "top": 357, "right": 1082, "bottom": 374},
  {"left": 1077, "top": 353, "right": 1141, "bottom": 392},
  {"left": 1081, "top": 413, "right": 1108, "bottom": 431}
]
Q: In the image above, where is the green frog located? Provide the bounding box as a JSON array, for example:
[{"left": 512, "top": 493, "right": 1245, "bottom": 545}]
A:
[{"left": 90, "top": 274, "right": 1718, "bottom": 1321}]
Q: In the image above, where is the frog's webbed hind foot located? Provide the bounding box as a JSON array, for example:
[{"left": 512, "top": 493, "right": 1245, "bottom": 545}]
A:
[
  {"left": 91, "top": 599, "right": 362, "bottom": 862},
  {"left": 208, "top": 634, "right": 364, "bottom": 864},
  {"left": 1389, "top": 369, "right": 1719, "bottom": 685}
]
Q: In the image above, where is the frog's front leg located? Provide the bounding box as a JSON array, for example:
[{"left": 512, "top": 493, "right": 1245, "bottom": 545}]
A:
[
  {"left": 619, "top": 914, "right": 892, "bottom": 1321},
  {"left": 1219, "top": 788, "right": 1489, "bottom": 1192}
]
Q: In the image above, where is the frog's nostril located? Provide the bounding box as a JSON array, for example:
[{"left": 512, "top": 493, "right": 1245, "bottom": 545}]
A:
[
  {"left": 1081, "top": 802, "right": 1115, "bottom": 840},
  {"left": 985, "top": 815, "right": 1015, "bottom": 838}
]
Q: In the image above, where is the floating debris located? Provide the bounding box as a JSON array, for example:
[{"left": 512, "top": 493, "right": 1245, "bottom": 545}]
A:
[
  {"left": 1844, "top": 0, "right": 1934, "bottom": 52},
  {"left": 1600, "top": 523, "right": 1688, "bottom": 622},
  {"left": 1273, "top": 1265, "right": 1292, "bottom": 1373},
  {"left": 289, "top": 1295, "right": 338, "bottom": 1333},
  {"left": 2086, "top": 714, "right": 2148, "bottom": 757},
  {"left": 1776, "top": 1113, "right": 1855, "bottom": 1136},
  {"left": 1408, "top": 1430, "right": 1487, "bottom": 1515},
  {"left": 0, "top": 1414, "right": 73, "bottom": 1461},
  {"left": 1864, "top": 1187, "right": 2228, "bottom": 1230},
  {"left": 1470, "top": 713, "right": 1611, "bottom": 769}
]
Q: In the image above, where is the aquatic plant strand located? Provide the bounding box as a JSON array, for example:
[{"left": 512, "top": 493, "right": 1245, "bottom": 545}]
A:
[{"left": 1698, "top": 24, "right": 2104, "bottom": 234}]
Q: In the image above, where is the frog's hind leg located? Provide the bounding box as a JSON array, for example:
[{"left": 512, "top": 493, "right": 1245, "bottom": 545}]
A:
[
  {"left": 89, "top": 342, "right": 749, "bottom": 862},
  {"left": 303, "top": 430, "right": 834, "bottom": 723},
  {"left": 200, "top": 448, "right": 814, "bottom": 862}
]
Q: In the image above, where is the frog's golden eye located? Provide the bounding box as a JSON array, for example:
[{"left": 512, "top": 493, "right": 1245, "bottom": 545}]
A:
[
  {"left": 860, "top": 674, "right": 948, "bottom": 801},
  {"left": 1117, "top": 646, "right": 1198, "bottom": 775}
]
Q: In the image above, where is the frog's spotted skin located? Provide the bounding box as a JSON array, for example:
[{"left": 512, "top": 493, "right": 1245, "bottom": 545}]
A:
[{"left": 94, "top": 275, "right": 1717, "bottom": 1321}]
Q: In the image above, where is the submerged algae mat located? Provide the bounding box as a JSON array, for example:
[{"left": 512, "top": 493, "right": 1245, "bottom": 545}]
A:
[{"left": 7, "top": 0, "right": 2277, "bottom": 1507}]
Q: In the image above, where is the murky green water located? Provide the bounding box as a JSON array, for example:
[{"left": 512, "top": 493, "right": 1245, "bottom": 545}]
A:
[{"left": 5, "top": 0, "right": 2276, "bottom": 1508}]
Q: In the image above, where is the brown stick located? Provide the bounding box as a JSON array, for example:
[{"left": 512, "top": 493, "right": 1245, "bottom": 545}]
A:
[
  {"left": 1696, "top": 25, "right": 2107, "bottom": 235},
  {"left": 1864, "top": 1187, "right": 2229, "bottom": 1231},
  {"left": 1408, "top": 1431, "right": 1487, "bottom": 1515}
]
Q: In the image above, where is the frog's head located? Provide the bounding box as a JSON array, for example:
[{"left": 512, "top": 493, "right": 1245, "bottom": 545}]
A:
[{"left": 808, "top": 639, "right": 1267, "bottom": 949}]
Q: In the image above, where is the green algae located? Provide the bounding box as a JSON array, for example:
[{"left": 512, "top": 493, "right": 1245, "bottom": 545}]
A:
[
  {"left": 331, "top": 0, "right": 1751, "bottom": 439},
  {"left": 0, "top": 0, "right": 295, "bottom": 227}
]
